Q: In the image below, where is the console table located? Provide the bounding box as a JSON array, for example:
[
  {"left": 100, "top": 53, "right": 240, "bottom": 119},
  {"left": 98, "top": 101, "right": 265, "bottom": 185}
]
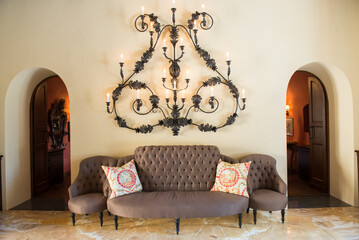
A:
[
  {"left": 0, "top": 155, "right": 3, "bottom": 211},
  {"left": 356, "top": 150, "right": 359, "bottom": 200},
  {"left": 297, "top": 145, "right": 310, "bottom": 180},
  {"left": 287, "top": 141, "right": 297, "bottom": 171},
  {"left": 48, "top": 148, "right": 64, "bottom": 185}
]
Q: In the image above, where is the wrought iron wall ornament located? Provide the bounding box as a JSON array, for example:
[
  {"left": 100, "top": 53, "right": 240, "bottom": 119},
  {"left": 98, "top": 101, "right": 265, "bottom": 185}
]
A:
[{"left": 106, "top": 4, "right": 246, "bottom": 136}]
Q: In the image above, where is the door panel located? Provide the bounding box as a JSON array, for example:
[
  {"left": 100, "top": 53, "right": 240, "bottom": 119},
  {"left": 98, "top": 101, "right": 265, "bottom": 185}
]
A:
[
  {"left": 31, "top": 81, "right": 49, "bottom": 196},
  {"left": 0, "top": 154, "right": 3, "bottom": 210},
  {"left": 308, "top": 76, "right": 328, "bottom": 192}
]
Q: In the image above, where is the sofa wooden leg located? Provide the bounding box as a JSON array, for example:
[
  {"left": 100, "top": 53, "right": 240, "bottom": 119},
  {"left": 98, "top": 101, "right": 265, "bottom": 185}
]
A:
[
  {"left": 175, "top": 218, "right": 180, "bottom": 235},
  {"left": 253, "top": 209, "right": 257, "bottom": 225},
  {"left": 246, "top": 208, "right": 249, "bottom": 214},
  {"left": 114, "top": 215, "right": 118, "bottom": 230},
  {"left": 269, "top": 211, "right": 272, "bottom": 213},
  {"left": 71, "top": 213, "right": 75, "bottom": 226},
  {"left": 99, "top": 212, "right": 103, "bottom": 226},
  {"left": 238, "top": 213, "right": 242, "bottom": 228},
  {"left": 281, "top": 209, "right": 285, "bottom": 223}
]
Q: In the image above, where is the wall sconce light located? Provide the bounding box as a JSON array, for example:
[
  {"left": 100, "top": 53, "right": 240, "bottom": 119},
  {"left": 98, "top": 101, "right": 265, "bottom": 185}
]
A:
[
  {"left": 106, "top": 3, "right": 246, "bottom": 136},
  {"left": 286, "top": 105, "right": 290, "bottom": 116}
]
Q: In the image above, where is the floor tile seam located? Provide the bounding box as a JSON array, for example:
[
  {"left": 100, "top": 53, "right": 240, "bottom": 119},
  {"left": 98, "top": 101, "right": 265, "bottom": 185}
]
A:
[
  {"left": 320, "top": 227, "right": 343, "bottom": 240},
  {"left": 243, "top": 224, "right": 256, "bottom": 240},
  {"left": 311, "top": 219, "right": 349, "bottom": 240}
]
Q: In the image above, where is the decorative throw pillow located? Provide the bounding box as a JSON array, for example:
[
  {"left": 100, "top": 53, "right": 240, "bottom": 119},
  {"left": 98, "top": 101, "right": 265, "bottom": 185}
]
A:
[
  {"left": 211, "top": 160, "right": 251, "bottom": 197},
  {"left": 102, "top": 160, "right": 142, "bottom": 199}
]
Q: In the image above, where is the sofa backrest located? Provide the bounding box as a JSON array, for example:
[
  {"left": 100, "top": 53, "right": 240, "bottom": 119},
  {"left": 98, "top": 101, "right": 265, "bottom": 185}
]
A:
[
  {"left": 240, "top": 154, "right": 287, "bottom": 195},
  {"left": 133, "top": 145, "right": 222, "bottom": 191},
  {"left": 69, "top": 156, "right": 118, "bottom": 197}
]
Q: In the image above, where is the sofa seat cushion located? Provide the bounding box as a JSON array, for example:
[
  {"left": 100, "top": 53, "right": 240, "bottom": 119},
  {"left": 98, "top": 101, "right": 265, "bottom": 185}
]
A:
[
  {"left": 249, "top": 189, "right": 287, "bottom": 211},
  {"left": 107, "top": 191, "right": 249, "bottom": 218},
  {"left": 68, "top": 193, "right": 107, "bottom": 214}
]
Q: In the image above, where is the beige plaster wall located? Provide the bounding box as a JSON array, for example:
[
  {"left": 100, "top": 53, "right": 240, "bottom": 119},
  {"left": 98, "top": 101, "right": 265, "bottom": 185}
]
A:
[
  {"left": 4, "top": 68, "right": 55, "bottom": 208},
  {"left": 0, "top": 0, "right": 358, "bottom": 209}
]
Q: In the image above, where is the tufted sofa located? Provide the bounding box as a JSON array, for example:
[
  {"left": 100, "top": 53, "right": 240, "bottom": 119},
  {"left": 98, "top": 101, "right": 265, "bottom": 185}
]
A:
[
  {"left": 243, "top": 154, "right": 288, "bottom": 224},
  {"left": 68, "top": 156, "right": 117, "bottom": 226},
  {"left": 68, "top": 146, "right": 287, "bottom": 234},
  {"left": 105, "top": 145, "right": 249, "bottom": 234}
]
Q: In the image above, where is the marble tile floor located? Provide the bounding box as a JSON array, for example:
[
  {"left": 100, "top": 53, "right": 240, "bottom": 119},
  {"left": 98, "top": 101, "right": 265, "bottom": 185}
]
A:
[{"left": 0, "top": 207, "right": 358, "bottom": 240}]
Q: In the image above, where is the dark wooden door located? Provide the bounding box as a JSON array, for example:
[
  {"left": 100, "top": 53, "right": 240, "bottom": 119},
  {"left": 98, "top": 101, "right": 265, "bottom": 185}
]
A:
[
  {"left": 31, "top": 81, "right": 49, "bottom": 196},
  {"left": 0, "top": 154, "right": 3, "bottom": 210},
  {"left": 308, "top": 76, "right": 328, "bottom": 192}
]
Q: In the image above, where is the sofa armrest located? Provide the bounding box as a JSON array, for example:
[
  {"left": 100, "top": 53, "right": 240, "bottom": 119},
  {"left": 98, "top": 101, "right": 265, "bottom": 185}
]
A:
[
  {"left": 274, "top": 174, "right": 287, "bottom": 195},
  {"left": 240, "top": 154, "right": 287, "bottom": 196},
  {"left": 68, "top": 177, "right": 82, "bottom": 199},
  {"left": 103, "top": 178, "right": 111, "bottom": 198}
]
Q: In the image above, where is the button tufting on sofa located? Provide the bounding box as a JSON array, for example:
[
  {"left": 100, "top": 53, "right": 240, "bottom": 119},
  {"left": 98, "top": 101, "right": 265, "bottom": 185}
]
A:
[
  {"left": 240, "top": 154, "right": 287, "bottom": 225},
  {"left": 70, "top": 146, "right": 252, "bottom": 232}
]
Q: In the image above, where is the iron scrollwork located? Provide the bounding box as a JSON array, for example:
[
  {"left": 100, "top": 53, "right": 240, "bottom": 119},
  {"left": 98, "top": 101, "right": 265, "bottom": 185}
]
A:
[{"left": 106, "top": 6, "right": 246, "bottom": 136}]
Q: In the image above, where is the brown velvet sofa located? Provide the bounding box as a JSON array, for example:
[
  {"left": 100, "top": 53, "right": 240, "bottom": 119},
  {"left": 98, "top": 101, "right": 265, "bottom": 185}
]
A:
[
  {"left": 68, "top": 145, "right": 287, "bottom": 234},
  {"left": 105, "top": 145, "right": 248, "bottom": 234},
  {"left": 243, "top": 154, "right": 288, "bottom": 224},
  {"left": 68, "top": 156, "right": 117, "bottom": 226}
]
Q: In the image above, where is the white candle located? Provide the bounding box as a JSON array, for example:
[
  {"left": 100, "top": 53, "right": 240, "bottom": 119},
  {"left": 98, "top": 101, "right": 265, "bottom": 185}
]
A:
[
  {"left": 163, "top": 39, "right": 166, "bottom": 48},
  {"left": 137, "top": 90, "right": 140, "bottom": 99},
  {"left": 163, "top": 69, "right": 166, "bottom": 78},
  {"left": 211, "top": 87, "right": 214, "bottom": 97},
  {"left": 106, "top": 93, "right": 110, "bottom": 102},
  {"left": 174, "top": 81, "right": 177, "bottom": 90},
  {"left": 141, "top": 6, "right": 144, "bottom": 15},
  {"left": 186, "top": 70, "right": 189, "bottom": 79},
  {"left": 182, "top": 90, "right": 185, "bottom": 98},
  {"left": 120, "top": 53, "right": 123, "bottom": 63},
  {"left": 242, "top": 89, "right": 246, "bottom": 98},
  {"left": 194, "top": 20, "right": 197, "bottom": 30},
  {"left": 226, "top": 51, "right": 230, "bottom": 61},
  {"left": 202, "top": 4, "right": 205, "bottom": 12},
  {"left": 150, "top": 22, "right": 153, "bottom": 31},
  {"left": 172, "top": 0, "right": 175, "bottom": 8},
  {"left": 180, "top": 37, "right": 183, "bottom": 46},
  {"left": 166, "top": 90, "right": 169, "bottom": 99}
]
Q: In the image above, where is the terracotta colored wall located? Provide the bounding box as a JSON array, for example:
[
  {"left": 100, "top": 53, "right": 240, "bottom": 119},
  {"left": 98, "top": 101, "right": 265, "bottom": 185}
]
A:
[
  {"left": 286, "top": 71, "right": 310, "bottom": 146},
  {"left": 286, "top": 71, "right": 310, "bottom": 170},
  {"left": 46, "top": 76, "right": 70, "bottom": 174}
]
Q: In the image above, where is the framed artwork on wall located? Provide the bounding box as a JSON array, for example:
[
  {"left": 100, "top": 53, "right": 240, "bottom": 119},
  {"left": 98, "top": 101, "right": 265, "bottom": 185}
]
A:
[{"left": 286, "top": 118, "right": 294, "bottom": 136}]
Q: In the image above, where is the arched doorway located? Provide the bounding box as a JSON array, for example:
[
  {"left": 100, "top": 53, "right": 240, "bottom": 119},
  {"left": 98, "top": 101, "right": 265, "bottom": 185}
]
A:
[
  {"left": 285, "top": 62, "right": 357, "bottom": 207},
  {"left": 30, "top": 75, "right": 71, "bottom": 207},
  {"left": 4, "top": 68, "right": 71, "bottom": 210},
  {"left": 286, "top": 71, "right": 329, "bottom": 197}
]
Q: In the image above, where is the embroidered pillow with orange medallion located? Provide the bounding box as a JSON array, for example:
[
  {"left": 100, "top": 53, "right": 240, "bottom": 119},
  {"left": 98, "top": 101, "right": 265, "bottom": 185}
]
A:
[
  {"left": 102, "top": 160, "right": 142, "bottom": 199},
  {"left": 211, "top": 160, "right": 251, "bottom": 197}
]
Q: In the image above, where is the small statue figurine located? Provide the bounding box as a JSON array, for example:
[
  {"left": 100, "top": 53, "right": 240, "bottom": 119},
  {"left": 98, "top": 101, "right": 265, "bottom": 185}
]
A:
[{"left": 48, "top": 99, "right": 68, "bottom": 149}]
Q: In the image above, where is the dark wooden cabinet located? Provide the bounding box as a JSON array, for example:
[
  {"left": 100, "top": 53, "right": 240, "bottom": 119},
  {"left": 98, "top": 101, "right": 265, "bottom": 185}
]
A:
[
  {"left": 356, "top": 150, "right": 359, "bottom": 201},
  {"left": 297, "top": 146, "right": 310, "bottom": 181},
  {"left": 0, "top": 155, "right": 3, "bottom": 210},
  {"left": 48, "top": 148, "right": 64, "bottom": 185}
]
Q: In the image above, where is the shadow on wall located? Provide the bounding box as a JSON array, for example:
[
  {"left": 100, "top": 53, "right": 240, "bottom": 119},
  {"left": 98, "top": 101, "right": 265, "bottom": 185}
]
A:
[{"left": 4, "top": 67, "right": 63, "bottom": 210}]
